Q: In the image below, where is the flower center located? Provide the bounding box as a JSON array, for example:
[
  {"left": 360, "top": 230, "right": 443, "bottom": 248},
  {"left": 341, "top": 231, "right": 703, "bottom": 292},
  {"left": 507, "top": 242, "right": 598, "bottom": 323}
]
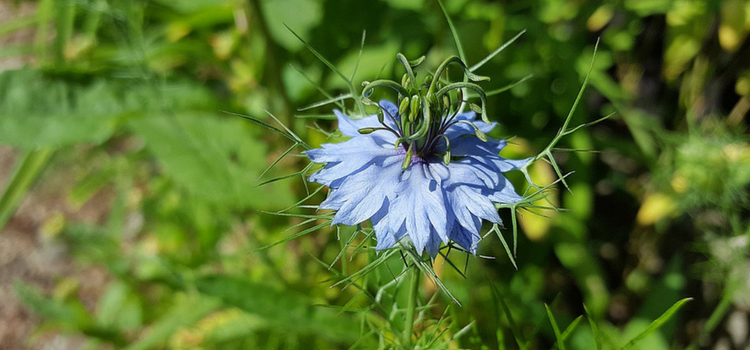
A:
[{"left": 358, "top": 54, "right": 492, "bottom": 169}]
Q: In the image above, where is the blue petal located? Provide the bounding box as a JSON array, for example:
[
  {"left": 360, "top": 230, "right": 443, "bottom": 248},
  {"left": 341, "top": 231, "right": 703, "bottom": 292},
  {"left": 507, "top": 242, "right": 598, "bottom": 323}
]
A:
[
  {"left": 487, "top": 176, "right": 525, "bottom": 203},
  {"left": 453, "top": 111, "right": 477, "bottom": 122},
  {"left": 462, "top": 152, "right": 530, "bottom": 174},
  {"left": 446, "top": 158, "right": 500, "bottom": 188},
  {"left": 450, "top": 135, "right": 506, "bottom": 156},
  {"left": 305, "top": 137, "right": 394, "bottom": 163},
  {"left": 321, "top": 157, "right": 403, "bottom": 225},
  {"left": 491, "top": 156, "right": 531, "bottom": 172},
  {"left": 449, "top": 215, "right": 482, "bottom": 254},
  {"left": 378, "top": 100, "right": 400, "bottom": 127},
  {"left": 334, "top": 102, "right": 400, "bottom": 145},
  {"left": 335, "top": 110, "right": 380, "bottom": 137},
  {"left": 446, "top": 111, "right": 496, "bottom": 135},
  {"left": 446, "top": 156, "right": 525, "bottom": 206},
  {"left": 373, "top": 212, "right": 407, "bottom": 251},
  {"left": 305, "top": 137, "right": 402, "bottom": 186},
  {"left": 385, "top": 161, "right": 451, "bottom": 255},
  {"left": 445, "top": 184, "right": 501, "bottom": 229},
  {"left": 424, "top": 226, "right": 445, "bottom": 257}
]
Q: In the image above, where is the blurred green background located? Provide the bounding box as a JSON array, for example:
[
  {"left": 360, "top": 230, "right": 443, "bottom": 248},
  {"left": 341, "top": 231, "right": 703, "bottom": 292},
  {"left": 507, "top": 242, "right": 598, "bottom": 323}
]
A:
[{"left": 0, "top": 0, "right": 749, "bottom": 349}]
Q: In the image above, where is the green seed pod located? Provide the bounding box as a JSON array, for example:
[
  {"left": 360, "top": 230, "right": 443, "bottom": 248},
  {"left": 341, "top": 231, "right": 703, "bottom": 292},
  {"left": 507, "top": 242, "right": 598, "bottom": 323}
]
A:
[
  {"left": 443, "top": 150, "right": 451, "bottom": 165},
  {"left": 442, "top": 94, "right": 451, "bottom": 110},
  {"left": 409, "top": 95, "right": 420, "bottom": 122},
  {"left": 358, "top": 127, "right": 377, "bottom": 134},
  {"left": 399, "top": 97, "right": 410, "bottom": 117},
  {"left": 401, "top": 143, "right": 414, "bottom": 170}
]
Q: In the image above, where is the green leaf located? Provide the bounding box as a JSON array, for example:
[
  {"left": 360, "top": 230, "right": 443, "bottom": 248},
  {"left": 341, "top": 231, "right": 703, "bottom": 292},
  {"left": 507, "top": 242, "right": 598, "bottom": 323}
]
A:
[
  {"left": 124, "top": 293, "right": 220, "bottom": 350},
  {"left": 128, "top": 112, "right": 295, "bottom": 210},
  {"left": 194, "top": 275, "right": 363, "bottom": 344},
  {"left": 96, "top": 281, "right": 142, "bottom": 331},
  {"left": 14, "top": 281, "right": 94, "bottom": 330},
  {"left": 325, "top": 41, "right": 399, "bottom": 90},
  {"left": 382, "top": 0, "right": 425, "bottom": 10},
  {"left": 263, "top": 0, "right": 323, "bottom": 51},
  {"left": 0, "top": 69, "right": 119, "bottom": 148},
  {"left": 0, "top": 69, "right": 214, "bottom": 148}
]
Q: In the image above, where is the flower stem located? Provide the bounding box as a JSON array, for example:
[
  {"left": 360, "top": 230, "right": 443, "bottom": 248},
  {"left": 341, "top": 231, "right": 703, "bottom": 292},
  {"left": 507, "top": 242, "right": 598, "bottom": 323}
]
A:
[{"left": 402, "top": 266, "right": 420, "bottom": 347}]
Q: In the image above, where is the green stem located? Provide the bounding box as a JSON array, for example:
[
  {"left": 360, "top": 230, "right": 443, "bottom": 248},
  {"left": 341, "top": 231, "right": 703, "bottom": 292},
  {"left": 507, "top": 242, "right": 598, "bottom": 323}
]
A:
[{"left": 402, "top": 266, "right": 420, "bottom": 347}]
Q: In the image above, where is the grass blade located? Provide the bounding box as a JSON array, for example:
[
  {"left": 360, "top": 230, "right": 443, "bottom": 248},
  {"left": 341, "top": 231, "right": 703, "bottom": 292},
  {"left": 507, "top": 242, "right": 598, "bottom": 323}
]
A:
[
  {"left": 489, "top": 278, "right": 527, "bottom": 349},
  {"left": 560, "top": 315, "right": 583, "bottom": 345},
  {"left": 621, "top": 298, "right": 692, "bottom": 350},
  {"left": 545, "top": 304, "right": 566, "bottom": 350},
  {"left": 584, "top": 304, "right": 603, "bottom": 350},
  {"left": 0, "top": 148, "right": 53, "bottom": 232}
]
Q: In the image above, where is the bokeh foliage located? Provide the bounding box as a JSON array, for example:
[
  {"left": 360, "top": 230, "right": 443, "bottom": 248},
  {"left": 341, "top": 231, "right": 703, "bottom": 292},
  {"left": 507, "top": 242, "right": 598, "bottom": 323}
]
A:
[{"left": 1, "top": 0, "right": 749, "bottom": 349}]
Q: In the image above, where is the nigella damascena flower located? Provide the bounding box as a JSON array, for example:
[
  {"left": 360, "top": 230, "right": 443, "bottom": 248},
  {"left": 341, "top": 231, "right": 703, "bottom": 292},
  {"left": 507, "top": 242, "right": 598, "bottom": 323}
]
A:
[{"left": 305, "top": 55, "right": 529, "bottom": 257}]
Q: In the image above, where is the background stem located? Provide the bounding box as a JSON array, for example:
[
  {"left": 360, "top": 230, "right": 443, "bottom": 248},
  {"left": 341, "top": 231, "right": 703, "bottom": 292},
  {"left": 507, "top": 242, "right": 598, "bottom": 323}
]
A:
[{"left": 403, "top": 266, "right": 420, "bottom": 347}]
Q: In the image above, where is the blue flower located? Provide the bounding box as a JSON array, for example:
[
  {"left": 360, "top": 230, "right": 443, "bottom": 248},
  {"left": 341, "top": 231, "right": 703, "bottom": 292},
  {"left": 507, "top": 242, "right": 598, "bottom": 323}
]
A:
[{"left": 305, "top": 99, "right": 528, "bottom": 257}]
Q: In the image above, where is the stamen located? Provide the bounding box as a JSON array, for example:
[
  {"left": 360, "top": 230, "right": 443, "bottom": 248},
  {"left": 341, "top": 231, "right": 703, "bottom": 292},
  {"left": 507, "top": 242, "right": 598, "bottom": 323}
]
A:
[
  {"left": 435, "top": 82, "right": 491, "bottom": 124},
  {"left": 362, "top": 80, "right": 408, "bottom": 99},
  {"left": 357, "top": 127, "right": 400, "bottom": 138},
  {"left": 359, "top": 53, "right": 494, "bottom": 161},
  {"left": 440, "top": 134, "right": 451, "bottom": 165},
  {"left": 401, "top": 142, "right": 414, "bottom": 170},
  {"left": 454, "top": 120, "right": 488, "bottom": 142}
]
